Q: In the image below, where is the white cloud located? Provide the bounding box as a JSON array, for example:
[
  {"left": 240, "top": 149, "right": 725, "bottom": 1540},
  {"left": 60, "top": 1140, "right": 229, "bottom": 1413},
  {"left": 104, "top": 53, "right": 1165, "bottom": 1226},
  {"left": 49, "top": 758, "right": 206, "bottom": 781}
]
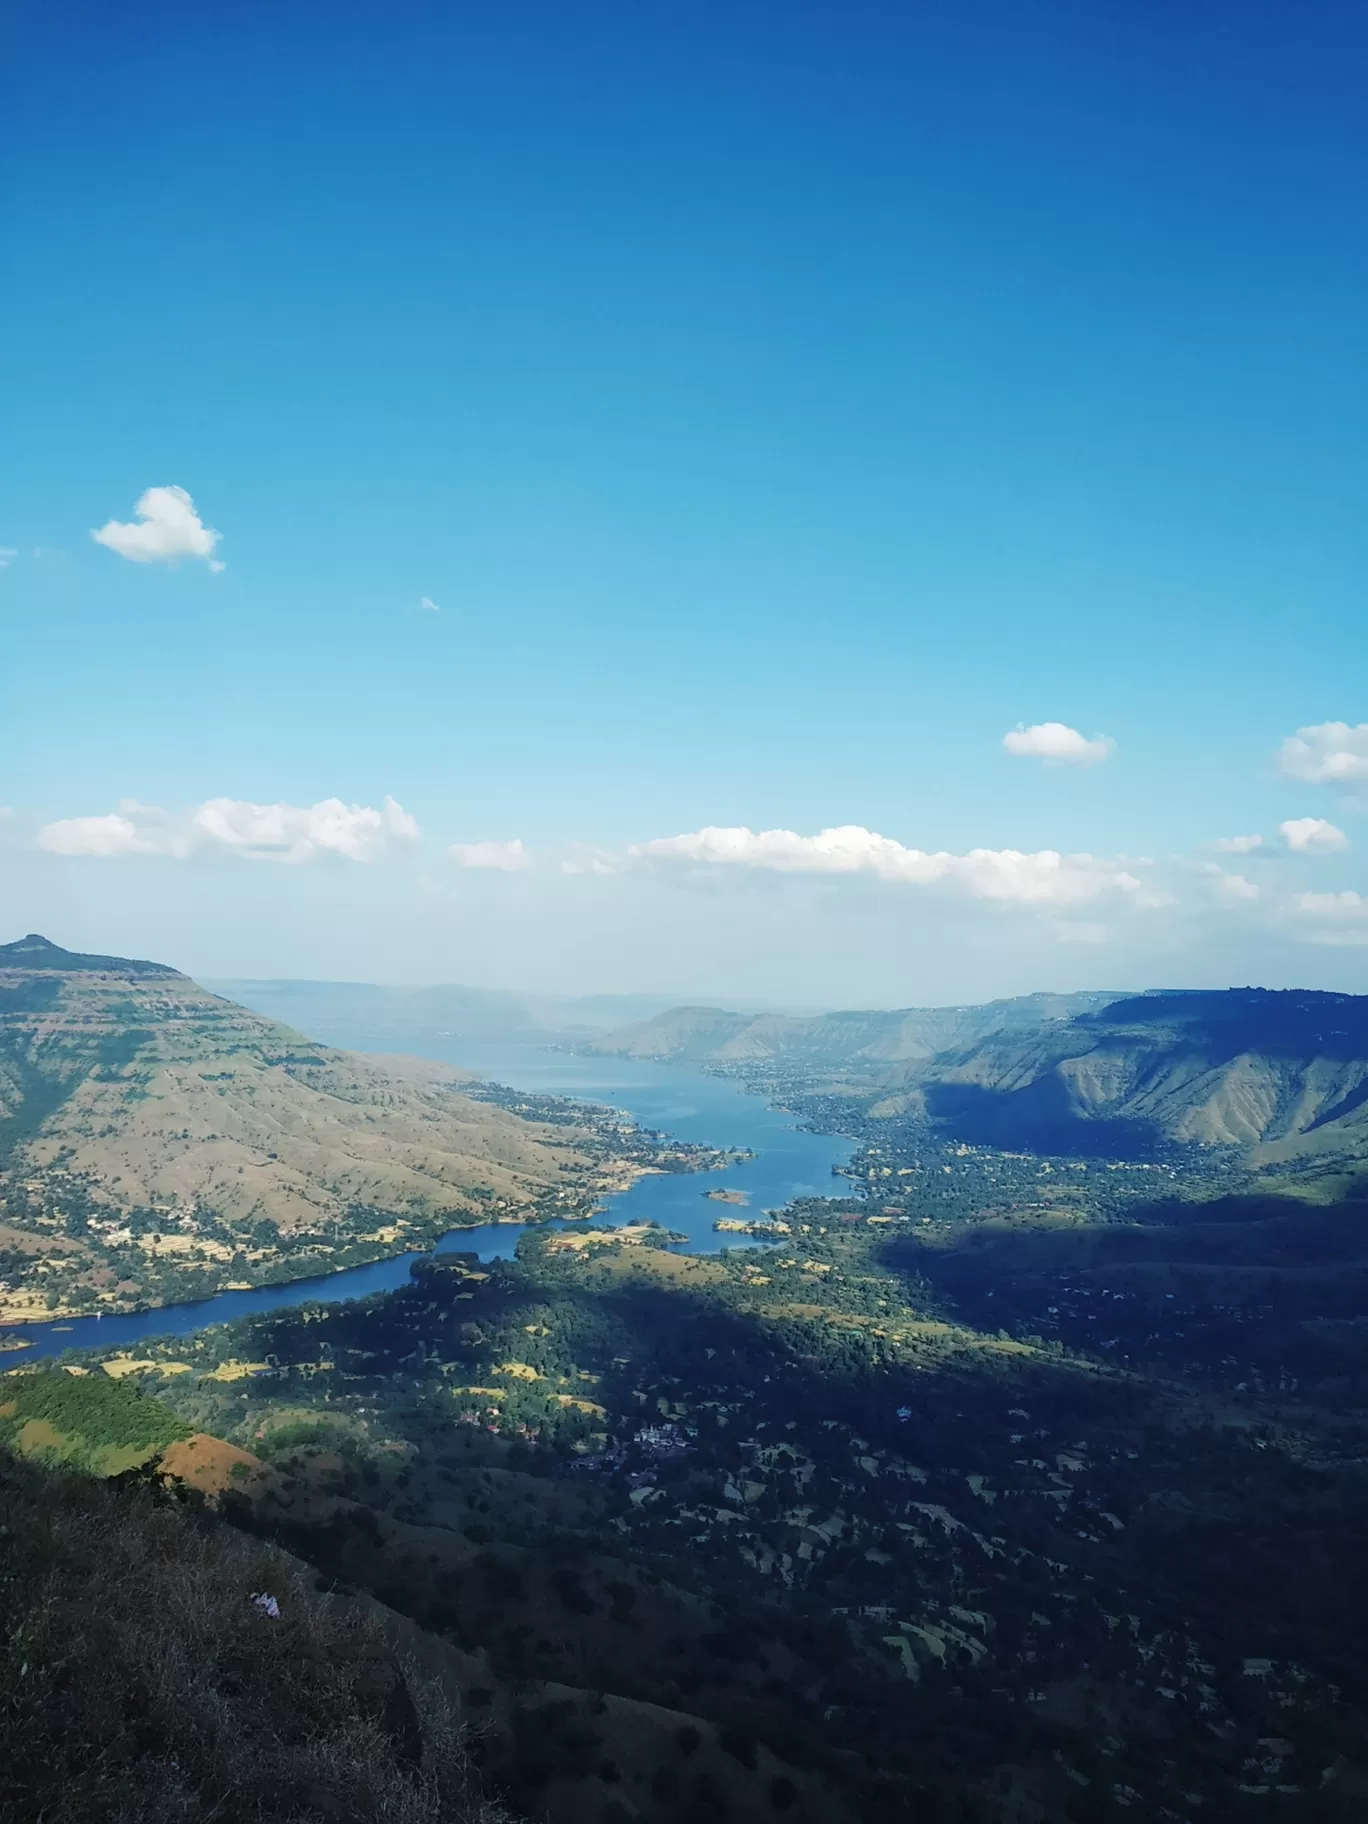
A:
[
  {"left": 1296, "top": 889, "right": 1368, "bottom": 917},
  {"left": 0, "top": 548, "right": 16, "bottom": 569},
  {"left": 37, "top": 794, "right": 417, "bottom": 864},
  {"left": 632, "top": 824, "right": 1143, "bottom": 906},
  {"left": 91, "top": 485, "right": 223, "bottom": 567},
  {"left": 192, "top": 794, "right": 418, "bottom": 862},
  {"left": 1002, "top": 722, "right": 1114, "bottom": 766},
  {"left": 560, "top": 844, "right": 620, "bottom": 876},
  {"left": 1197, "top": 862, "right": 1260, "bottom": 902},
  {"left": 1277, "top": 722, "right": 1368, "bottom": 787},
  {"left": 380, "top": 797, "right": 421, "bottom": 843},
  {"left": 39, "top": 804, "right": 180, "bottom": 859},
  {"left": 419, "top": 596, "right": 440, "bottom": 613},
  {"left": 1280, "top": 816, "right": 1349, "bottom": 854},
  {"left": 1291, "top": 889, "right": 1368, "bottom": 945},
  {"left": 1219, "top": 874, "right": 1260, "bottom": 901},
  {"left": 449, "top": 839, "right": 533, "bottom": 871},
  {"left": 1212, "top": 833, "right": 1263, "bottom": 853}
]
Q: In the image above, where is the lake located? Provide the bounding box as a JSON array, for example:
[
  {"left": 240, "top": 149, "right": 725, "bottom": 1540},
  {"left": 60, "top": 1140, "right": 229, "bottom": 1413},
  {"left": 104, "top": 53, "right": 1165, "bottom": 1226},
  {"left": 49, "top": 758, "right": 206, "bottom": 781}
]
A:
[{"left": 6, "top": 1039, "right": 853, "bottom": 1364}]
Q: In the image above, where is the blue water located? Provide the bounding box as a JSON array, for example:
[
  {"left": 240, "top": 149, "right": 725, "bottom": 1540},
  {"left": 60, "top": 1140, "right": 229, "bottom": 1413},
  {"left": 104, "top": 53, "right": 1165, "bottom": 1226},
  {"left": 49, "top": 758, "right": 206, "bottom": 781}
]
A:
[{"left": 4, "top": 1041, "right": 852, "bottom": 1364}]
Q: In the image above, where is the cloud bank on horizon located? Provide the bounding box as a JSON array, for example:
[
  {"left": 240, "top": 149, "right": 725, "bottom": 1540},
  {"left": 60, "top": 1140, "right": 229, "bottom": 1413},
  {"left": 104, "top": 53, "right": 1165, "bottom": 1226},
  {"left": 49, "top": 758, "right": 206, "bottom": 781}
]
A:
[
  {"left": 21, "top": 706, "right": 1368, "bottom": 944},
  {"left": 631, "top": 824, "right": 1144, "bottom": 906},
  {"left": 11, "top": 669, "right": 1368, "bottom": 966}
]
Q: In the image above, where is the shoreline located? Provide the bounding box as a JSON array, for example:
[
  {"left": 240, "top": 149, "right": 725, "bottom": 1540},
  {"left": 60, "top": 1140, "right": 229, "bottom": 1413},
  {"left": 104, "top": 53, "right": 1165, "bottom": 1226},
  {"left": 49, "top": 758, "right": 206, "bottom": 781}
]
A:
[
  {"left": 0, "top": 1059, "right": 853, "bottom": 1365},
  {"left": 0, "top": 1143, "right": 722, "bottom": 1331}
]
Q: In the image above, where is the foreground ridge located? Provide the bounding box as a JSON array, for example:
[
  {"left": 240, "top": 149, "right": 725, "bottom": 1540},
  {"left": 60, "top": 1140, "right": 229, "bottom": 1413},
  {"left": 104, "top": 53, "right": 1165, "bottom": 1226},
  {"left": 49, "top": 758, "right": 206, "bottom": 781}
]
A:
[{"left": 0, "top": 1429, "right": 512, "bottom": 1824}]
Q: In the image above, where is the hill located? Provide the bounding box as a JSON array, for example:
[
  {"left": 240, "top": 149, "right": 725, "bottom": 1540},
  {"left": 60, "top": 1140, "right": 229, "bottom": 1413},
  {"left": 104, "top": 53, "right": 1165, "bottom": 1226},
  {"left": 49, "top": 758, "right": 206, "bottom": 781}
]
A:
[
  {"left": 0, "top": 937, "right": 675, "bottom": 1323},
  {"left": 2, "top": 1369, "right": 855, "bottom": 1824},
  {"left": 905, "top": 987, "right": 1368, "bottom": 1166},
  {"left": 598, "top": 985, "right": 1368, "bottom": 1171},
  {"left": 211, "top": 978, "right": 701, "bottom": 1050},
  {"left": 104, "top": 1207, "right": 1368, "bottom": 1823},
  {"left": 591, "top": 990, "right": 1124, "bottom": 1068},
  {"left": 0, "top": 1413, "right": 510, "bottom": 1824},
  {"left": 0, "top": 1357, "right": 190, "bottom": 1474}
]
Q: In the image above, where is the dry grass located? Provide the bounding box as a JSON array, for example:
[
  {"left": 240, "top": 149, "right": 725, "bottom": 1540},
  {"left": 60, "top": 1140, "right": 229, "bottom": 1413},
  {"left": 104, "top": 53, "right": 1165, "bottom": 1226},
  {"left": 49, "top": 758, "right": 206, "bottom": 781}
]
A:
[
  {"left": 1, "top": 963, "right": 610, "bottom": 1318},
  {"left": 0, "top": 1447, "right": 515, "bottom": 1824}
]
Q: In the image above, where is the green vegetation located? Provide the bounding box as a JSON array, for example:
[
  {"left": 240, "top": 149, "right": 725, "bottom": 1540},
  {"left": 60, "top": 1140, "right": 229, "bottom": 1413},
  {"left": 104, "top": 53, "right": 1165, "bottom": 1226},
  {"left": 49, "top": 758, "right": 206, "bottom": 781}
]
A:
[
  {"left": 0, "top": 1442, "right": 509, "bottom": 1824},
  {"left": 0, "top": 1368, "right": 189, "bottom": 1474},
  {"left": 84, "top": 1161, "right": 1368, "bottom": 1823},
  {"left": 16, "top": 973, "right": 1368, "bottom": 1820}
]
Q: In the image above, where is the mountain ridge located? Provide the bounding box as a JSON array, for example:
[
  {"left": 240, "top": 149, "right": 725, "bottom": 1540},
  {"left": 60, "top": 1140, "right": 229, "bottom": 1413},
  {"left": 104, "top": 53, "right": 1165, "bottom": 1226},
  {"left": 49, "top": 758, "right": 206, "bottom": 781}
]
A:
[
  {"left": 0, "top": 931, "right": 181, "bottom": 978},
  {"left": 910, "top": 986, "right": 1368, "bottom": 1164},
  {"left": 210, "top": 978, "right": 823, "bottom": 1051},
  {"left": 594, "top": 985, "right": 1368, "bottom": 1168},
  {"left": 589, "top": 989, "right": 1127, "bottom": 1067},
  {"left": 0, "top": 937, "right": 670, "bottom": 1323}
]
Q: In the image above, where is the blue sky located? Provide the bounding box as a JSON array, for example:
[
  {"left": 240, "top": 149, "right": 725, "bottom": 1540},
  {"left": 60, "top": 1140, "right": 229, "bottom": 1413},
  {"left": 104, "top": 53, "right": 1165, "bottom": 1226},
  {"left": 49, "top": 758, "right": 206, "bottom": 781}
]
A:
[{"left": 3, "top": 0, "right": 1367, "bottom": 1003}]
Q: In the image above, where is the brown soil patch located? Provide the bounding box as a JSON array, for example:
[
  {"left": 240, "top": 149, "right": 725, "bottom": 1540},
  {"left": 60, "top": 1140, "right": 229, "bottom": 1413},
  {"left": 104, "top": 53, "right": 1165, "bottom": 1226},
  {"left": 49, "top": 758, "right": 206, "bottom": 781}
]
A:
[{"left": 160, "top": 1433, "right": 275, "bottom": 1500}]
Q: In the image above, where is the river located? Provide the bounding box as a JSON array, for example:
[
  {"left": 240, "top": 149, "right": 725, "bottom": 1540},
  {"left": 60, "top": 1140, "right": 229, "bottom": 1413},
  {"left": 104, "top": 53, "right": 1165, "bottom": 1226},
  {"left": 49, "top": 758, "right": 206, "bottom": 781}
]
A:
[{"left": 6, "top": 1040, "right": 853, "bottom": 1364}]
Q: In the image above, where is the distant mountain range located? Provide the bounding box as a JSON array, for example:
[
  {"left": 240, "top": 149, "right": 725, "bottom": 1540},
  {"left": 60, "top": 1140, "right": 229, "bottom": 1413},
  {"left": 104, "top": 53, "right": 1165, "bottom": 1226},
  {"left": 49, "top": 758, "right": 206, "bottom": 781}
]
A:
[
  {"left": 595, "top": 987, "right": 1368, "bottom": 1167},
  {"left": 589, "top": 990, "right": 1124, "bottom": 1068},
  {"left": 207, "top": 979, "right": 726, "bottom": 1050}
]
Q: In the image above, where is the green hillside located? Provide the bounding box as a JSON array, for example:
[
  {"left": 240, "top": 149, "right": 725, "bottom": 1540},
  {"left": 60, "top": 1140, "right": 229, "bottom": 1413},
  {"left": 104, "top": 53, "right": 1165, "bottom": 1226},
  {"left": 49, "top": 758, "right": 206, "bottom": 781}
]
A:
[
  {"left": 910, "top": 987, "right": 1368, "bottom": 1166},
  {"left": 0, "top": 937, "right": 694, "bottom": 1323},
  {"left": 0, "top": 1437, "right": 510, "bottom": 1824},
  {"left": 0, "top": 1366, "right": 190, "bottom": 1474},
  {"left": 106, "top": 1196, "right": 1368, "bottom": 1824}
]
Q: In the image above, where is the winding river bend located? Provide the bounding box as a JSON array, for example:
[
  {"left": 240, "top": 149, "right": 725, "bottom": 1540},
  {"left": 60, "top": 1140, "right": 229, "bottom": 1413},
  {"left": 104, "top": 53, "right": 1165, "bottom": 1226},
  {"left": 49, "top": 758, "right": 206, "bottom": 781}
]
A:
[{"left": 7, "top": 1042, "right": 853, "bottom": 1365}]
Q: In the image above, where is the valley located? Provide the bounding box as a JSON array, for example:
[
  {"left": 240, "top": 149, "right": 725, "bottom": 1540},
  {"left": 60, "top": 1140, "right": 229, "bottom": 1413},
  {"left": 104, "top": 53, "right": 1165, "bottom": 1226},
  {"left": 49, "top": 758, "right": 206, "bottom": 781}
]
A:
[
  {"left": 9, "top": 971, "right": 1368, "bottom": 1822},
  {"left": 0, "top": 939, "right": 731, "bottom": 1324},
  {"left": 22, "top": 1146, "right": 1368, "bottom": 1822},
  {"left": 596, "top": 987, "right": 1368, "bottom": 1180}
]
